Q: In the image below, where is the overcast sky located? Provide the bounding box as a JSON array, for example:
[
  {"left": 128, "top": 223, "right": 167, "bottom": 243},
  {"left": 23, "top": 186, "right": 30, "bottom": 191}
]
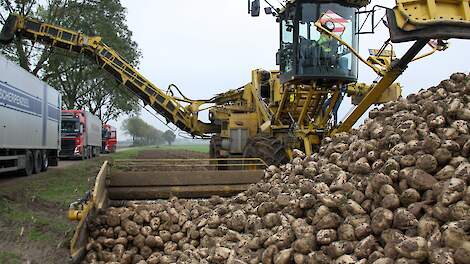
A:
[{"left": 112, "top": 0, "right": 469, "bottom": 140}]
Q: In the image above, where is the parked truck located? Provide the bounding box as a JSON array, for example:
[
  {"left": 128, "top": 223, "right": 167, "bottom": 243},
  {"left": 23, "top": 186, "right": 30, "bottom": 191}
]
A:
[
  {"left": 101, "top": 124, "right": 117, "bottom": 153},
  {"left": 60, "top": 110, "right": 102, "bottom": 159},
  {"left": 0, "top": 55, "right": 61, "bottom": 176}
]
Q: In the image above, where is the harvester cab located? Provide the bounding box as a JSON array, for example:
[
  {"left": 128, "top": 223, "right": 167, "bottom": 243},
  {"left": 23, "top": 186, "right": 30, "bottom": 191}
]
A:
[
  {"left": 250, "top": 0, "right": 369, "bottom": 85},
  {"left": 277, "top": 1, "right": 360, "bottom": 84}
]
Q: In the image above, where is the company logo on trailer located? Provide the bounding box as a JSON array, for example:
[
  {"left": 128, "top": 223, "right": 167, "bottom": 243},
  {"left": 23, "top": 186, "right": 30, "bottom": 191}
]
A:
[
  {"left": 0, "top": 85, "right": 30, "bottom": 108},
  {"left": 0, "top": 81, "right": 43, "bottom": 117}
]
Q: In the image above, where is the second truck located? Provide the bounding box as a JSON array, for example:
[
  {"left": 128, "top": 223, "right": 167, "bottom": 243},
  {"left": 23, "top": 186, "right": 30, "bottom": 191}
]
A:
[
  {"left": 101, "top": 124, "right": 117, "bottom": 154},
  {"left": 60, "top": 110, "right": 102, "bottom": 159}
]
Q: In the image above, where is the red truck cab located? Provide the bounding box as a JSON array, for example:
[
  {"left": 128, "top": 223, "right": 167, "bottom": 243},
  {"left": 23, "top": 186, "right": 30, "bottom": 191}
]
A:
[
  {"left": 102, "top": 124, "right": 117, "bottom": 153},
  {"left": 60, "top": 110, "right": 102, "bottom": 159}
]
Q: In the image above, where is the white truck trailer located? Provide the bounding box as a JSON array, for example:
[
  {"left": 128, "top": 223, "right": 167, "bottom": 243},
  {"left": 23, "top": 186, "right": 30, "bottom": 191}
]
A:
[{"left": 0, "top": 55, "right": 61, "bottom": 175}]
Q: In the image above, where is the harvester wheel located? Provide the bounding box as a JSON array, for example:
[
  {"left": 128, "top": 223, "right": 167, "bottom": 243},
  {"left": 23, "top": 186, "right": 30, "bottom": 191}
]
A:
[{"left": 243, "top": 136, "right": 289, "bottom": 166}]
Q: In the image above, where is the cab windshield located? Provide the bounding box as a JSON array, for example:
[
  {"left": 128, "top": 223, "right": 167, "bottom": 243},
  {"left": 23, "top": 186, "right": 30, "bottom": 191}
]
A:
[
  {"left": 102, "top": 129, "right": 111, "bottom": 139},
  {"left": 279, "top": 3, "right": 359, "bottom": 82},
  {"left": 299, "top": 4, "right": 357, "bottom": 77},
  {"left": 61, "top": 119, "right": 80, "bottom": 134}
]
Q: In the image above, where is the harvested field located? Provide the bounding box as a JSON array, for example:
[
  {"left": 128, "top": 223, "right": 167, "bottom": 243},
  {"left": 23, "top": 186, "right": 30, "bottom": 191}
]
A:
[
  {"left": 136, "top": 149, "right": 209, "bottom": 160},
  {"left": 116, "top": 148, "right": 211, "bottom": 173}
]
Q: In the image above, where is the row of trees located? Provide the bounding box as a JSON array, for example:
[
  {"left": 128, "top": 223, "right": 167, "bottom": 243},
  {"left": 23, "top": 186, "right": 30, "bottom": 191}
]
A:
[
  {"left": 0, "top": 0, "right": 141, "bottom": 122},
  {"left": 122, "top": 116, "right": 176, "bottom": 146}
]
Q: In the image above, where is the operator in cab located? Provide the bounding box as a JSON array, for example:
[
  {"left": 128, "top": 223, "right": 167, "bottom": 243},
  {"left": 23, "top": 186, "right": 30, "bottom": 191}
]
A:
[{"left": 318, "top": 20, "right": 348, "bottom": 69}]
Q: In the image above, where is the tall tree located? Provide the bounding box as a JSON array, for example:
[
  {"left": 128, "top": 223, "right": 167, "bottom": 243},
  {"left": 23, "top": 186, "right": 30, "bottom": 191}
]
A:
[
  {"left": 0, "top": 0, "right": 141, "bottom": 122},
  {"left": 122, "top": 116, "right": 164, "bottom": 146},
  {"left": 162, "top": 130, "right": 176, "bottom": 146}
]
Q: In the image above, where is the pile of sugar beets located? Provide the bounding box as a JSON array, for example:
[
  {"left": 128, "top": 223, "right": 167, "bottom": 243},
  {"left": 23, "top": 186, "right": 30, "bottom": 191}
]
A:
[{"left": 83, "top": 73, "right": 470, "bottom": 264}]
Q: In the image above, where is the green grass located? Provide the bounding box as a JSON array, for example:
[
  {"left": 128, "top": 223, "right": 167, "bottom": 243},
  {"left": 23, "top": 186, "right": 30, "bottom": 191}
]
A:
[
  {"left": 112, "top": 146, "right": 154, "bottom": 159},
  {"left": 0, "top": 158, "right": 105, "bottom": 208},
  {"left": 27, "top": 228, "right": 51, "bottom": 241},
  {"left": 0, "top": 198, "right": 70, "bottom": 243},
  {"left": 0, "top": 158, "right": 104, "bottom": 244},
  {"left": 0, "top": 251, "right": 21, "bottom": 264},
  {"left": 158, "top": 144, "right": 209, "bottom": 153}
]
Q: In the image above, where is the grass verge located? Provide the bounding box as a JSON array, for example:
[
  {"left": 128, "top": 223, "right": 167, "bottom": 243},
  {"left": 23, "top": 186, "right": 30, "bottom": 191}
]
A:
[
  {"left": 112, "top": 146, "right": 154, "bottom": 159},
  {"left": 0, "top": 157, "right": 105, "bottom": 248},
  {"left": 0, "top": 251, "right": 21, "bottom": 264}
]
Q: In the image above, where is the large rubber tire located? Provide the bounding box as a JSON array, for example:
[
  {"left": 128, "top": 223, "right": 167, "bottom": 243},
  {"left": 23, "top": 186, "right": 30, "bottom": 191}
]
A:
[
  {"left": 19, "top": 151, "right": 34, "bottom": 176},
  {"left": 40, "top": 151, "right": 48, "bottom": 172},
  {"left": 32, "top": 150, "right": 42, "bottom": 174},
  {"left": 243, "top": 136, "right": 289, "bottom": 166}
]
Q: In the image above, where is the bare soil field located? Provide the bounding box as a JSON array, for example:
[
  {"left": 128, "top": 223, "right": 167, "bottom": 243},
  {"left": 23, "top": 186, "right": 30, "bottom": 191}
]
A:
[{"left": 136, "top": 148, "right": 208, "bottom": 159}]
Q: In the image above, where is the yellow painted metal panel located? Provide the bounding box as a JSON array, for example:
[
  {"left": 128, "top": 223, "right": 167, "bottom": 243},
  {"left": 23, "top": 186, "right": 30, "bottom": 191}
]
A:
[{"left": 395, "top": 0, "right": 470, "bottom": 30}]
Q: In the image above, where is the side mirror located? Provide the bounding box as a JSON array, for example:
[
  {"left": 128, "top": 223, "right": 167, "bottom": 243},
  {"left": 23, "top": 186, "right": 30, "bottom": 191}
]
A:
[
  {"left": 276, "top": 51, "right": 280, "bottom": 65},
  {"left": 251, "top": 0, "right": 260, "bottom": 17},
  {"left": 80, "top": 124, "right": 84, "bottom": 134}
]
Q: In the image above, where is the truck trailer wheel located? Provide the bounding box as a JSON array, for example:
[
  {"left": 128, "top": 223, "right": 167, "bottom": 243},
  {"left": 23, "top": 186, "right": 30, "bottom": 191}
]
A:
[
  {"left": 19, "top": 151, "right": 34, "bottom": 176},
  {"left": 33, "top": 150, "right": 42, "bottom": 174},
  {"left": 41, "top": 151, "right": 48, "bottom": 172}
]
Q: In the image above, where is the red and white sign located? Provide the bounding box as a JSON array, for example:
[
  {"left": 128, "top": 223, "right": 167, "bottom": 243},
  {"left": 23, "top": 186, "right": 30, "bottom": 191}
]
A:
[{"left": 319, "top": 10, "right": 349, "bottom": 34}]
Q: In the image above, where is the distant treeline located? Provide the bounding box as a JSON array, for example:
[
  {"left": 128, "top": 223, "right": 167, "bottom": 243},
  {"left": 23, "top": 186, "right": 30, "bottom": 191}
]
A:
[{"left": 122, "top": 116, "right": 176, "bottom": 146}]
